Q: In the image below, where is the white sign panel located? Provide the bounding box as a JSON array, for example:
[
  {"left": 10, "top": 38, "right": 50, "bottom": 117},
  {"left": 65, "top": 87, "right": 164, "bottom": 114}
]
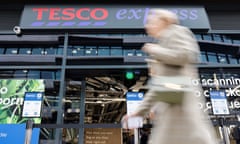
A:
[
  {"left": 22, "top": 92, "right": 43, "bottom": 117},
  {"left": 210, "top": 90, "right": 230, "bottom": 115},
  {"left": 125, "top": 92, "right": 144, "bottom": 129}
]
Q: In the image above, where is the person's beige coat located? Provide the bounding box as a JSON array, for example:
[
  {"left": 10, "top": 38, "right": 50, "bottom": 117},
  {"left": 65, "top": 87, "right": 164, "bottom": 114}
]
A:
[{"left": 135, "top": 24, "right": 218, "bottom": 144}]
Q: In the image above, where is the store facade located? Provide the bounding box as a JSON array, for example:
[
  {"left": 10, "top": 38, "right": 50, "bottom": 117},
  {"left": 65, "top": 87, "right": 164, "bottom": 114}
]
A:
[{"left": 0, "top": 4, "right": 240, "bottom": 144}]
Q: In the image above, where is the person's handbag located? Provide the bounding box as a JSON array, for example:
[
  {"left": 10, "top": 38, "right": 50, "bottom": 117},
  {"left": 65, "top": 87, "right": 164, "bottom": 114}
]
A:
[{"left": 149, "top": 75, "right": 193, "bottom": 104}]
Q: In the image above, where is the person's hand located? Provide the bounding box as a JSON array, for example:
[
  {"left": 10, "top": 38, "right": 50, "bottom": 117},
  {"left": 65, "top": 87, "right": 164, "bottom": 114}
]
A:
[
  {"left": 121, "top": 114, "right": 132, "bottom": 124},
  {"left": 121, "top": 113, "right": 137, "bottom": 129},
  {"left": 149, "top": 111, "right": 155, "bottom": 120},
  {"left": 121, "top": 114, "right": 130, "bottom": 129},
  {"left": 142, "top": 43, "right": 158, "bottom": 53}
]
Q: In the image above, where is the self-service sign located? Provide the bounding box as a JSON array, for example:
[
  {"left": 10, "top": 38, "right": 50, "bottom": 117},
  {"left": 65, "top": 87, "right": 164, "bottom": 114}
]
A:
[
  {"left": 22, "top": 92, "right": 43, "bottom": 118},
  {"left": 126, "top": 92, "right": 144, "bottom": 129},
  {"left": 210, "top": 90, "right": 230, "bottom": 115}
]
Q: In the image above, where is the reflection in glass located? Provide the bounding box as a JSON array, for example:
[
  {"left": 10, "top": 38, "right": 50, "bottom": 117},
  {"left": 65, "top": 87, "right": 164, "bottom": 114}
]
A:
[
  {"left": 14, "top": 70, "right": 27, "bottom": 78},
  {"left": 55, "top": 70, "right": 61, "bottom": 80},
  {"left": 98, "top": 46, "right": 110, "bottom": 56},
  {"left": 62, "top": 128, "right": 79, "bottom": 143},
  {"left": 72, "top": 46, "right": 84, "bottom": 56},
  {"left": 228, "top": 54, "right": 239, "bottom": 64},
  {"left": 202, "top": 34, "right": 212, "bottom": 41},
  {"left": 0, "top": 48, "right": 5, "bottom": 54},
  {"left": 212, "top": 34, "right": 222, "bottom": 42},
  {"left": 41, "top": 71, "right": 55, "bottom": 79},
  {"left": 218, "top": 53, "right": 227, "bottom": 64},
  {"left": 57, "top": 46, "right": 63, "bottom": 55},
  {"left": 207, "top": 52, "right": 218, "bottom": 63},
  {"left": 84, "top": 77, "right": 126, "bottom": 124},
  {"left": 200, "top": 51, "right": 207, "bottom": 63},
  {"left": 124, "top": 49, "right": 135, "bottom": 56},
  {"left": 222, "top": 35, "right": 232, "bottom": 44},
  {"left": 85, "top": 46, "right": 97, "bottom": 56},
  {"left": 5, "top": 48, "right": 18, "bottom": 54},
  {"left": 194, "top": 34, "right": 202, "bottom": 41},
  {"left": 0, "top": 70, "right": 14, "bottom": 78},
  {"left": 32, "top": 48, "right": 44, "bottom": 55},
  {"left": 19, "top": 48, "right": 32, "bottom": 55},
  {"left": 111, "top": 46, "right": 122, "bottom": 56},
  {"left": 233, "top": 39, "right": 240, "bottom": 45},
  {"left": 136, "top": 50, "right": 146, "bottom": 56},
  {"left": 45, "top": 48, "right": 56, "bottom": 55},
  {"left": 64, "top": 80, "right": 81, "bottom": 124},
  {"left": 28, "top": 70, "right": 40, "bottom": 79}
]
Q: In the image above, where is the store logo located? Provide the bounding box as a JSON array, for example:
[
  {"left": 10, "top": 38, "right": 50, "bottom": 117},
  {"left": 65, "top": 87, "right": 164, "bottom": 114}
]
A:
[
  {"left": 31, "top": 8, "right": 108, "bottom": 27},
  {"left": 28, "top": 7, "right": 200, "bottom": 28}
]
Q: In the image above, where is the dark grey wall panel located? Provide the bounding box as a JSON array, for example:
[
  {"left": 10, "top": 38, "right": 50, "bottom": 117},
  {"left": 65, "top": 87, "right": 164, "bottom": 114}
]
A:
[
  {"left": 0, "top": 10, "right": 21, "bottom": 30},
  {"left": 207, "top": 11, "right": 240, "bottom": 30}
]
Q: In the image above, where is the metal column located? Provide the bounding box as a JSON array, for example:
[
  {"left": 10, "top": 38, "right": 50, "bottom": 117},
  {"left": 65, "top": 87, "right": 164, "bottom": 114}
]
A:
[
  {"left": 78, "top": 79, "right": 86, "bottom": 144},
  {"left": 55, "top": 33, "right": 68, "bottom": 144}
]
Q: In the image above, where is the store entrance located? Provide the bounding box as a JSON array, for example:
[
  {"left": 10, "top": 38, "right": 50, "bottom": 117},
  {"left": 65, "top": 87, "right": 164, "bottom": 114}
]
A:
[
  {"left": 61, "top": 69, "right": 148, "bottom": 144},
  {"left": 65, "top": 69, "right": 148, "bottom": 122}
]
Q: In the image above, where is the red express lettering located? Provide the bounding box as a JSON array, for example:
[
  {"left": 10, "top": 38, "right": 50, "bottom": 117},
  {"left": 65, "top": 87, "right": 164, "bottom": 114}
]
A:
[{"left": 32, "top": 8, "right": 108, "bottom": 21}]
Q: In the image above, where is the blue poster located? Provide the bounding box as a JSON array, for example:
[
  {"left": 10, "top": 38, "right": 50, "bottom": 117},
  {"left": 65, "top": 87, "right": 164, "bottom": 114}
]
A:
[{"left": 0, "top": 124, "right": 40, "bottom": 144}]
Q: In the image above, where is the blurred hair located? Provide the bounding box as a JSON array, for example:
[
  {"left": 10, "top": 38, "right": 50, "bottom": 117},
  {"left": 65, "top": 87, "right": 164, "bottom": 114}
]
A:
[{"left": 148, "top": 9, "right": 179, "bottom": 24}]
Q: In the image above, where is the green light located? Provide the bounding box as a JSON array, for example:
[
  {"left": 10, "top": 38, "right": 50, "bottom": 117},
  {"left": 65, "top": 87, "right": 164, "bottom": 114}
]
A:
[{"left": 125, "top": 72, "right": 134, "bottom": 80}]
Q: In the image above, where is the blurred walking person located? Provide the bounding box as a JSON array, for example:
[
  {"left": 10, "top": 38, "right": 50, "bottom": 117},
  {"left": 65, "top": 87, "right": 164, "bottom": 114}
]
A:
[{"left": 122, "top": 8, "right": 218, "bottom": 144}]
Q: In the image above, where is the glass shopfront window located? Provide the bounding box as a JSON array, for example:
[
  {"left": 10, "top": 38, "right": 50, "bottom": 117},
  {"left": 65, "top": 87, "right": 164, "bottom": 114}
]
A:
[
  {"left": 28, "top": 70, "right": 41, "bottom": 79},
  {"left": 72, "top": 46, "right": 84, "bottom": 56},
  {"left": 110, "top": 46, "right": 122, "bottom": 56},
  {"left": 63, "top": 80, "right": 82, "bottom": 124},
  {"left": 218, "top": 53, "right": 228, "bottom": 64},
  {"left": 212, "top": 34, "right": 223, "bottom": 42},
  {"left": 222, "top": 35, "right": 232, "bottom": 44},
  {"left": 14, "top": 70, "right": 28, "bottom": 78},
  {"left": 136, "top": 50, "right": 146, "bottom": 56},
  {"left": 32, "top": 48, "right": 44, "bottom": 55},
  {"left": 200, "top": 51, "right": 208, "bottom": 63},
  {"left": 124, "top": 49, "right": 135, "bottom": 56},
  {"left": 5, "top": 48, "right": 18, "bottom": 54},
  {"left": 41, "top": 71, "right": 56, "bottom": 79},
  {"left": 85, "top": 46, "right": 97, "bottom": 56},
  {"left": 233, "top": 39, "right": 240, "bottom": 45},
  {"left": 83, "top": 76, "right": 126, "bottom": 124},
  {"left": 207, "top": 52, "right": 218, "bottom": 63},
  {"left": 194, "top": 34, "right": 202, "bottom": 40},
  {"left": 98, "top": 46, "right": 110, "bottom": 56},
  {"left": 228, "top": 54, "right": 239, "bottom": 64},
  {"left": 202, "top": 34, "right": 213, "bottom": 41},
  {"left": 18, "top": 48, "right": 31, "bottom": 54},
  {"left": 45, "top": 47, "right": 56, "bottom": 55},
  {"left": 57, "top": 45, "right": 64, "bottom": 55}
]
